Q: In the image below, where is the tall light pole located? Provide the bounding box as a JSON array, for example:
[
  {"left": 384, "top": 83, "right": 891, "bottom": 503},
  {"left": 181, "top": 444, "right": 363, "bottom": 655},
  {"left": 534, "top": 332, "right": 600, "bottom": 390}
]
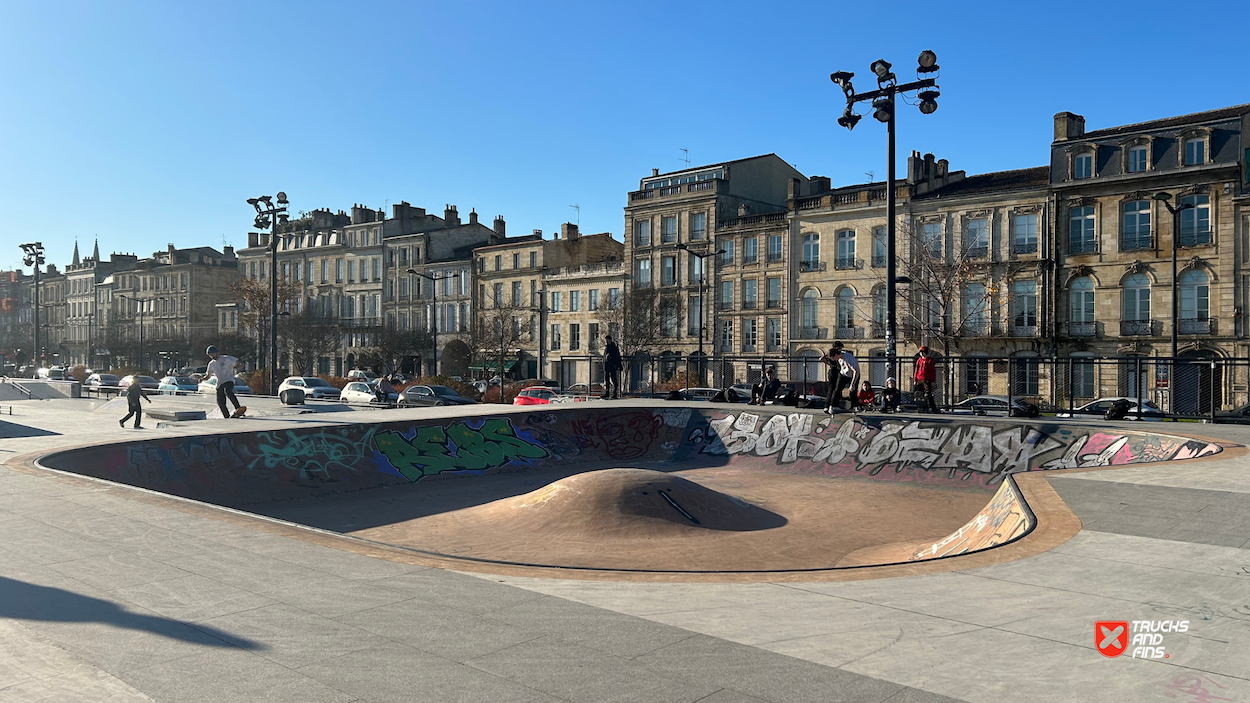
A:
[
  {"left": 676, "top": 243, "right": 725, "bottom": 386},
  {"left": 1153, "top": 192, "right": 1197, "bottom": 361},
  {"left": 248, "top": 192, "right": 289, "bottom": 393},
  {"left": 20, "top": 243, "right": 45, "bottom": 368},
  {"left": 118, "top": 295, "right": 147, "bottom": 372},
  {"left": 831, "top": 51, "right": 941, "bottom": 376},
  {"left": 409, "top": 268, "right": 460, "bottom": 376}
]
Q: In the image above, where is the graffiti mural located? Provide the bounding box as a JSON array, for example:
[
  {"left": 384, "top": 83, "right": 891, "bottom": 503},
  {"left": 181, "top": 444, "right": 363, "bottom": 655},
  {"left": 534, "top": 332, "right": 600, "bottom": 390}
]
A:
[
  {"left": 697, "top": 414, "right": 1223, "bottom": 488},
  {"left": 374, "top": 418, "right": 547, "bottom": 481},
  {"left": 912, "top": 480, "right": 1032, "bottom": 560}
]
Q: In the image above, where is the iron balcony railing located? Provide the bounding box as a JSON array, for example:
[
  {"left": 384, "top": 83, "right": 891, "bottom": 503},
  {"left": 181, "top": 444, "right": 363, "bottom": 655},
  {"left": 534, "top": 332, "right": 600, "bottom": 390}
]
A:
[
  {"left": 1179, "top": 318, "right": 1215, "bottom": 334},
  {"left": 1120, "top": 319, "right": 1154, "bottom": 336},
  {"left": 871, "top": 254, "right": 887, "bottom": 267},
  {"left": 1066, "top": 321, "right": 1097, "bottom": 337},
  {"left": 1012, "top": 242, "right": 1038, "bottom": 255},
  {"left": 834, "top": 257, "right": 863, "bottom": 270},
  {"left": 799, "top": 260, "right": 826, "bottom": 272},
  {"left": 834, "top": 326, "right": 864, "bottom": 339},
  {"left": 797, "top": 326, "right": 828, "bottom": 340},
  {"left": 1069, "top": 240, "right": 1097, "bottom": 254}
]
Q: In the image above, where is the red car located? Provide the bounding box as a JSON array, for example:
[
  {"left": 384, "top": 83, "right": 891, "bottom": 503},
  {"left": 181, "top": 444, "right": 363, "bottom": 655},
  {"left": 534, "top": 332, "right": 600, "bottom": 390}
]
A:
[{"left": 513, "top": 387, "right": 558, "bottom": 406}]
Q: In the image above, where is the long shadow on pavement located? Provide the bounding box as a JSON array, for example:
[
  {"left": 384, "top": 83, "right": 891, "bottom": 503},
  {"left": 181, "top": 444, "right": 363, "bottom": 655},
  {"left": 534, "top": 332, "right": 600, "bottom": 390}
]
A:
[{"left": 0, "top": 575, "right": 267, "bottom": 650}]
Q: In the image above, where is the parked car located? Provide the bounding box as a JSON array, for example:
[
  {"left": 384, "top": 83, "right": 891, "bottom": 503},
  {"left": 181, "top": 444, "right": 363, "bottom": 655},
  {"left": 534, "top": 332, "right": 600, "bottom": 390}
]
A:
[
  {"left": 679, "top": 387, "right": 721, "bottom": 401},
  {"left": 513, "top": 387, "right": 558, "bottom": 406},
  {"left": 400, "top": 384, "right": 478, "bottom": 407},
  {"left": 158, "top": 376, "right": 200, "bottom": 395},
  {"left": 85, "top": 373, "right": 121, "bottom": 388},
  {"left": 341, "top": 381, "right": 397, "bottom": 405},
  {"left": 1214, "top": 404, "right": 1250, "bottom": 425},
  {"left": 565, "top": 382, "right": 605, "bottom": 396},
  {"left": 952, "top": 395, "right": 1039, "bottom": 418},
  {"left": 470, "top": 380, "right": 490, "bottom": 394},
  {"left": 346, "top": 369, "right": 378, "bottom": 382},
  {"left": 1056, "top": 397, "right": 1164, "bottom": 420},
  {"left": 198, "top": 375, "right": 253, "bottom": 395},
  {"left": 119, "top": 375, "right": 161, "bottom": 390},
  {"left": 276, "top": 376, "right": 341, "bottom": 400},
  {"left": 37, "top": 367, "right": 67, "bottom": 380}
]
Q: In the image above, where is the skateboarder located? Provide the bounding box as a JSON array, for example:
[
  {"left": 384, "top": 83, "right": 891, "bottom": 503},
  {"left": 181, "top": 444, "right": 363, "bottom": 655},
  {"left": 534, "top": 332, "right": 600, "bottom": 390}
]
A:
[
  {"left": 206, "top": 345, "right": 246, "bottom": 419},
  {"left": 119, "top": 378, "right": 152, "bottom": 429},
  {"left": 602, "top": 335, "right": 622, "bottom": 400}
]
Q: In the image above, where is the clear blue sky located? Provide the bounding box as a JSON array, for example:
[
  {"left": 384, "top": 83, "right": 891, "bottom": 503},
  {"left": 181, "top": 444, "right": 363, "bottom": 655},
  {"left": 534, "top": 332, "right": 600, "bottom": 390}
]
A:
[{"left": 1, "top": 0, "right": 1245, "bottom": 273}]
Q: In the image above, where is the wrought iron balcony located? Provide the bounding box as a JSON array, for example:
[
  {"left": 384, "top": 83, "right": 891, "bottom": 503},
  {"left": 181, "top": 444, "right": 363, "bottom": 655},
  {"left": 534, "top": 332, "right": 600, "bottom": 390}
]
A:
[
  {"left": 834, "top": 257, "right": 863, "bottom": 270},
  {"left": 766, "top": 299, "right": 782, "bottom": 309},
  {"left": 798, "top": 326, "right": 828, "bottom": 340},
  {"left": 1010, "top": 324, "right": 1039, "bottom": 337},
  {"left": 341, "top": 317, "right": 381, "bottom": 329},
  {"left": 1120, "top": 237, "right": 1153, "bottom": 252},
  {"left": 1120, "top": 319, "right": 1154, "bottom": 336},
  {"left": 960, "top": 320, "right": 991, "bottom": 337},
  {"left": 871, "top": 322, "right": 886, "bottom": 337},
  {"left": 719, "top": 301, "right": 734, "bottom": 311},
  {"left": 966, "top": 246, "right": 989, "bottom": 259},
  {"left": 1178, "top": 230, "right": 1213, "bottom": 247},
  {"left": 799, "top": 260, "right": 826, "bottom": 273},
  {"left": 1066, "top": 321, "right": 1097, "bottom": 337},
  {"left": 871, "top": 255, "right": 887, "bottom": 268},
  {"left": 1012, "top": 242, "right": 1038, "bottom": 255},
  {"left": 742, "top": 343, "right": 757, "bottom": 353},
  {"left": 1069, "top": 240, "right": 1097, "bottom": 254},
  {"left": 767, "top": 252, "right": 783, "bottom": 262},
  {"left": 834, "top": 326, "right": 864, "bottom": 339},
  {"left": 1179, "top": 318, "right": 1214, "bottom": 335},
  {"left": 742, "top": 300, "right": 757, "bottom": 310},
  {"left": 742, "top": 254, "right": 759, "bottom": 265}
]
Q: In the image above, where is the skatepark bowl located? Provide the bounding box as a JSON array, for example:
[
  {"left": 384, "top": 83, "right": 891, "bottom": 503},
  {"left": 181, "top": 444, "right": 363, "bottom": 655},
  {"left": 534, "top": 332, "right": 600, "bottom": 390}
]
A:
[{"left": 35, "top": 404, "right": 1230, "bottom": 579}]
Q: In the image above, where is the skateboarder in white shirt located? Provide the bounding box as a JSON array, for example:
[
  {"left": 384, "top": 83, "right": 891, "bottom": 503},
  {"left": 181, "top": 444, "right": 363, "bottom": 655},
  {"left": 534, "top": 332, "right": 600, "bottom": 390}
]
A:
[{"left": 206, "top": 345, "right": 246, "bottom": 419}]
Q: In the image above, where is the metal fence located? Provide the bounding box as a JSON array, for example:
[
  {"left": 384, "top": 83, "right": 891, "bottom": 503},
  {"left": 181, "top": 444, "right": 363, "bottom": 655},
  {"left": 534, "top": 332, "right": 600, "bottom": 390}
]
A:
[{"left": 550, "top": 353, "right": 1245, "bottom": 420}]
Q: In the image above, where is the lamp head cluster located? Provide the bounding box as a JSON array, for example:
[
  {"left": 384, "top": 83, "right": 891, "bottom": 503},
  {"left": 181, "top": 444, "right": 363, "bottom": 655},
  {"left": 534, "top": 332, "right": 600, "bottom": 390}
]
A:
[
  {"left": 20, "top": 242, "right": 45, "bottom": 269},
  {"left": 248, "top": 193, "right": 290, "bottom": 231},
  {"left": 830, "top": 51, "right": 941, "bottom": 130}
]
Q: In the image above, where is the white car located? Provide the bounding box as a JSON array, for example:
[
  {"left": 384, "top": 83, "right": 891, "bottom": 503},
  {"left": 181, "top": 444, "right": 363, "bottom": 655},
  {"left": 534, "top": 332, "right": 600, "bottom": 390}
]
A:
[
  {"left": 341, "top": 381, "right": 397, "bottom": 405},
  {"left": 198, "top": 376, "right": 253, "bottom": 395},
  {"left": 1056, "top": 397, "right": 1163, "bottom": 420},
  {"left": 346, "top": 369, "right": 378, "bottom": 382},
  {"left": 278, "top": 376, "right": 341, "bottom": 401}
]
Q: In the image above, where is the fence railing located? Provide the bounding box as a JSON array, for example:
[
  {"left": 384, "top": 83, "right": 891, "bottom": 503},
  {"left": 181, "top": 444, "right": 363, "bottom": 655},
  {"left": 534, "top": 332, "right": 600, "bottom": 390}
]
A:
[{"left": 544, "top": 353, "right": 1242, "bottom": 420}]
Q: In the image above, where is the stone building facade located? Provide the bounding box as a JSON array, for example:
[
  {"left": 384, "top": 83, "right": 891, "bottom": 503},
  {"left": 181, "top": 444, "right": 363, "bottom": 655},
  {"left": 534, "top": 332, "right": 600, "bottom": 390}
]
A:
[{"left": 623, "top": 154, "right": 807, "bottom": 365}]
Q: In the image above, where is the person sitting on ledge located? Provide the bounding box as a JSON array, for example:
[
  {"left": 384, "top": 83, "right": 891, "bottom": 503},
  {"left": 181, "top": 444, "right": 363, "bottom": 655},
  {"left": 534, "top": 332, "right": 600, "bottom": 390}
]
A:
[
  {"left": 880, "top": 377, "right": 902, "bottom": 413},
  {"left": 749, "top": 367, "right": 781, "bottom": 405}
]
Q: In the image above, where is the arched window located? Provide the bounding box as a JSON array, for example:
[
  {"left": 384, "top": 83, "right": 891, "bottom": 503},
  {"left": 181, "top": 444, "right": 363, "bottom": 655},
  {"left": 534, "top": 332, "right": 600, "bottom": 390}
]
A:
[
  {"left": 801, "top": 289, "right": 818, "bottom": 329},
  {"left": 836, "top": 231, "right": 856, "bottom": 269},
  {"left": 801, "top": 234, "right": 819, "bottom": 267},
  {"left": 1180, "top": 269, "right": 1209, "bottom": 320},
  {"left": 1179, "top": 195, "right": 1211, "bottom": 246},
  {"left": 836, "top": 288, "right": 855, "bottom": 329},
  {"left": 1070, "top": 276, "right": 1095, "bottom": 323},
  {"left": 1122, "top": 274, "right": 1150, "bottom": 321},
  {"left": 1122, "top": 200, "right": 1152, "bottom": 251}
]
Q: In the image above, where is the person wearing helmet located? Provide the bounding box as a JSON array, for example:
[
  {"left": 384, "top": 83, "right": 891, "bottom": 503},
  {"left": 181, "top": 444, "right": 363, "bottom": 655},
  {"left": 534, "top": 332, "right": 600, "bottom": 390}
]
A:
[{"left": 206, "top": 345, "right": 246, "bottom": 419}]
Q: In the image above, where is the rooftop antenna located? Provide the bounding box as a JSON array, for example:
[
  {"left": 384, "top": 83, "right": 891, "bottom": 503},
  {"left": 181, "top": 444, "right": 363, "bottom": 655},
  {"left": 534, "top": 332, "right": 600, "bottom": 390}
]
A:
[
  {"left": 569, "top": 204, "right": 580, "bottom": 226},
  {"left": 865, "top": 170, "right": 875, "bottom": 183},
  {"left": 679, "top": 148, "right": 690, "bottom": 168}
]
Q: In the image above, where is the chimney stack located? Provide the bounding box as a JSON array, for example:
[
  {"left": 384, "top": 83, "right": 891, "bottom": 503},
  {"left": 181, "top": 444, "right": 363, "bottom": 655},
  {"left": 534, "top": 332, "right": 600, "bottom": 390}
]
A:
[
  {"left": 224, "top": 246, "right": 234, "bottom": 258},
  {"left": 493, "top": 215, "right": 506, "bottom": 236},
  {"left": 561, "top": 222, "right": 580, "bottom": 240},
  {"left": 532, "top": 229, "right": 543, "bottom": 239},
  {"left": 651, "top": 168, "right": 659, "bottom": 176},
  {"left": 444, "top": 204, "right": 459, "bottom": 225},
  {"left": 1053, "top": 111, "right": 1086, "bottom": 141},
  {"left": 469, "top": 208, "right": 479, "bottom": 225}
]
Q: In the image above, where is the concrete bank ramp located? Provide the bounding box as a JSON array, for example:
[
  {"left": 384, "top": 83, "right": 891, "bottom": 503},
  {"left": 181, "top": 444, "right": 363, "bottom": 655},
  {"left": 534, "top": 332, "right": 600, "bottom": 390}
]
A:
[{"left": 38, "top": 405, "right": 1226, "bottom": 575}]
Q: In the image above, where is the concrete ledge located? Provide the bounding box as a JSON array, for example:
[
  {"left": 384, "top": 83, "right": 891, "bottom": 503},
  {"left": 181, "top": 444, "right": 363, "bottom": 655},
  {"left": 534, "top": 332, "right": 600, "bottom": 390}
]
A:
[{"left": 147, "top": 409, "right": 206, "bottom": 421}]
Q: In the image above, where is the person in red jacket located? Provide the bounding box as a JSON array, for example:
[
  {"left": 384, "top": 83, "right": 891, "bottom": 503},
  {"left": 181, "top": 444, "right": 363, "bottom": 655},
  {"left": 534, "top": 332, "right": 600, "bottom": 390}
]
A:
[{"left": 913, "top": 345, "right": 939, "bottom": 413}]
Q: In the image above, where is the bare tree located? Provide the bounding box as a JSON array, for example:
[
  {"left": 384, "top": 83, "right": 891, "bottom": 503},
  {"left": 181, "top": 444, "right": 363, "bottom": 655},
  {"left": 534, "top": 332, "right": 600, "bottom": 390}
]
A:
[
  {"left": 862, "top": 219, "right": 1001, "bottom": 360},
  {"left": 280, "top": 311, "right": 340, "bottom": 376},
  {"left": 359, "top": 324, "right": 433, "bottom": 376},
  {"left": 595, "top": 286, "right": 682, "bottom": 358},
  {"left": 475, "top": 300, "right": 532, "bottom": 384},
  {"left": 228, "top": 276, "right": 302, "bottom": 364}
]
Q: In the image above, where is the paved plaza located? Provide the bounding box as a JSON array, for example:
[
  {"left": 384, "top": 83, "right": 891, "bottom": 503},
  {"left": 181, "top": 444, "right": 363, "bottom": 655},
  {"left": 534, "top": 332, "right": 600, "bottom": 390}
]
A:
[{"left": 1, "top": 394, "right": 1249, "bottom": 702}]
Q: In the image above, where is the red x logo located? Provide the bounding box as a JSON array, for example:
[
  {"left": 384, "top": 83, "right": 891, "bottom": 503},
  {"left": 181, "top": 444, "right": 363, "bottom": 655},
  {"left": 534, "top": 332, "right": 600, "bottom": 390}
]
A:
[{"left": 1097, "top": 621, "right": 1129, "bottom": 658}]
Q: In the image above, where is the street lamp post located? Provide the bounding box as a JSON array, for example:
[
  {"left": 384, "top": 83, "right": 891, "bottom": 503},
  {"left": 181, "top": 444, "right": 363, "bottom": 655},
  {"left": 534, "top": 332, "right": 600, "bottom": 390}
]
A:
[
  {"left": 118, "top": 295, "right": 147, "bottom": 372},
  {"left": 248, "top": 193, "right": 289, "bottom": 394},
  {"left": 831, "top": 51, "right": 941, "bottom": 377},
  {"left": 20, "top": 243, "right": 45, "bottom": 368},
  {"left": 1154, "top": 192, "right": 1196, "bottom": 415},
  {"left": 676, "top": 243, "right": 725, "bottom": 386},
  {"left": 408, "top": 268, "right": 460, "bottom": 376}
]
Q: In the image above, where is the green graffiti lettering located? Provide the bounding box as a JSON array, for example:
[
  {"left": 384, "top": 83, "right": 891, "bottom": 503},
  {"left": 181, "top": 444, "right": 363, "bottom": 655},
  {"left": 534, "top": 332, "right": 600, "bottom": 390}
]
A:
[{"left": 375, "top": 419, "right": 547, "bottom": 481}]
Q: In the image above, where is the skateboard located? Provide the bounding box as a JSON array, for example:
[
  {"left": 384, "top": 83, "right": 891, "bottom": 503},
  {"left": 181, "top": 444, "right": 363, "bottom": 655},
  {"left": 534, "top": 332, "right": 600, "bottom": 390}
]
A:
[{"left": 231, "top": 406, "right": 248, "bottom": 418}]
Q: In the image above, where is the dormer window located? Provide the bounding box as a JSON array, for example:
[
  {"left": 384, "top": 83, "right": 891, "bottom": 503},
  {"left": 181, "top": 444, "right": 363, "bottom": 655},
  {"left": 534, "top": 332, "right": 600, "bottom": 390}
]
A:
[
  {"left": 1184, "top": 138, "right": 1205, "bottom": 166},
  {"left": 1128, "top": 146, "right": 1148, "bottom": 173},
  {"left": 1074, "top": 153, "right": 1094, "bottom": 179}
]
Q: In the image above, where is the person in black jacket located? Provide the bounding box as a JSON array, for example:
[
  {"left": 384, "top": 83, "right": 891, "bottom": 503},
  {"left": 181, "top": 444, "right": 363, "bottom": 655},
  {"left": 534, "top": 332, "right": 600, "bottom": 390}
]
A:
[
  {"left": 603, "top": 335, "right": 622, "bottom": 400},
  {"left": 750, "top": 367, "right": 781, "bottom": 405},
  {"left": 119, "top": 380, "right": 152, "bottom": 429}
]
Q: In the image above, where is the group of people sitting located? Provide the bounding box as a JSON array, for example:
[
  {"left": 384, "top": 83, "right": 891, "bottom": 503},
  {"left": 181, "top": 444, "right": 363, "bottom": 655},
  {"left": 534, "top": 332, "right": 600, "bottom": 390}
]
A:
[{"left": 742, "top": 341, "right": 942, "bottom": 413}]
